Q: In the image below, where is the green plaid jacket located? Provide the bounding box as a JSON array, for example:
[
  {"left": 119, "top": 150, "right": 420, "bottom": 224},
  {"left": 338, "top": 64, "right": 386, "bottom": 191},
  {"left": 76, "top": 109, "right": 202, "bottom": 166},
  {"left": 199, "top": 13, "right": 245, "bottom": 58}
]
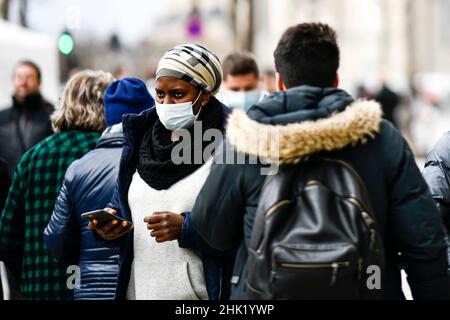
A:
[{"left": 0, "top": 130, "right": 100, "bottom": 300}]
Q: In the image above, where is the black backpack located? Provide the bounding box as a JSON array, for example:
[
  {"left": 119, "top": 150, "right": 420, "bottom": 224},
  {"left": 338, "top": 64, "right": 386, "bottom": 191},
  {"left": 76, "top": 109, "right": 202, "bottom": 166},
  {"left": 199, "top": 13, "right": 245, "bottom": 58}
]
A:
[{"left": 246, "top": 158, "right": 385, "bottom": 300}]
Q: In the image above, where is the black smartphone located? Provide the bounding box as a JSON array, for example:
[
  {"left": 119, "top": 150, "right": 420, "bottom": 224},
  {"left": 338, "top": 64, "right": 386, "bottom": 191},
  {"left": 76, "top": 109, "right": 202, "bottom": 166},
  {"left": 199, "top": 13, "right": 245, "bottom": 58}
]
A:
[{"left": 81, "top": 209, "right": 132, "bottom": 227}]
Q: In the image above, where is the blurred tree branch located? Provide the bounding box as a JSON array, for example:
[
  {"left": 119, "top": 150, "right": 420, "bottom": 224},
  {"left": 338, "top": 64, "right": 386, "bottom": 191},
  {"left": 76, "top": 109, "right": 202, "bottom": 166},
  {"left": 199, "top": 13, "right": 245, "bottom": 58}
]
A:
[
  {"left": 18, "top": 0, "right": 27, "bottom": 27},
  {"left": 246, "top": 0, "right": 254, "bottom": 52},
  {"left": 1, "top": 0, "right": 9, "bottom": 20},
  {"left": 231, "top": 0, "right": 254, "bottom": 52},
  {"left": 406, "top": 0, "right": 416, "bottom": 93},
  {"left": 231, "top": 0, "right": 238, "bottom": 50}
]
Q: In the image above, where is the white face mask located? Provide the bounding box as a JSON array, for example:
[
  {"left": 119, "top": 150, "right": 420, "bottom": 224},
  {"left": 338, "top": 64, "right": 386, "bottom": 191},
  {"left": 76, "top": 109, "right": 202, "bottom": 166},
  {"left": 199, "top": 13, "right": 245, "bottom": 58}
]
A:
[
  {"left": 223, "top": 90, "right": 262, "bottom": 112},
  {"left": 155, "top": 91, "right": 203, "bottom": 131}
]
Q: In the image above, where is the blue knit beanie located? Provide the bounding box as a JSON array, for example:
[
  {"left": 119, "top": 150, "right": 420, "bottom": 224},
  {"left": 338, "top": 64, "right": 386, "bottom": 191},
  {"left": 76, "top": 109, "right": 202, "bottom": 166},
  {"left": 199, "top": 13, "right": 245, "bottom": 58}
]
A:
[{"left": 104, "top": 77, "right": 154, "bottom": 126}]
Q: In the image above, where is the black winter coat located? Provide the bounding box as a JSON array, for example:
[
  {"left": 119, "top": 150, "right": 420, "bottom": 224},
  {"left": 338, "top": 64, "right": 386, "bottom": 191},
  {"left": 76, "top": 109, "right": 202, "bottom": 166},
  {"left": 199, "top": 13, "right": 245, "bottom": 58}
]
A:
[
  {"left": 44, "top": 129, "right": 122, "bottom": 300},
  {"left": 191, "top": 85, "right": 450, "bottom": 300},
  {"left": 0, "top": 94, "right": 54, "bottom": 176}
]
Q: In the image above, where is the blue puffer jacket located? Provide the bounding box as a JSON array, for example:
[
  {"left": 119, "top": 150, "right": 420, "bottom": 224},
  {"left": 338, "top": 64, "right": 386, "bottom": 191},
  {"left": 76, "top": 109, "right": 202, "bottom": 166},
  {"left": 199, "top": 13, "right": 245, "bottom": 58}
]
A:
[
  {"left": 44, "top": 129, "right": 123, "bottom": 300},
  {"left": 105, "top": 98, "right": 235, "bottom": 300}
]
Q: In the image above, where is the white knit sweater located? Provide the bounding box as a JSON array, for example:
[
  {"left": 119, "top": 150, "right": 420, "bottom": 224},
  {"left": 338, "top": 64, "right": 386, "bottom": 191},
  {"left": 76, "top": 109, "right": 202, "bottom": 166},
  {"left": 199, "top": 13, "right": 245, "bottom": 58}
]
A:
[{"left": 126, "top": 161, "right": 212, "bottom": 300}]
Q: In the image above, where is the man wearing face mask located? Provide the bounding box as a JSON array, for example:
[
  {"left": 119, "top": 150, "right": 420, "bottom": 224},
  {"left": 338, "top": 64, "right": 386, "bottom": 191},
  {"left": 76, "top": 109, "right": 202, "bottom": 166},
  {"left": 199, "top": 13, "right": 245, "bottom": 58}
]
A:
[{"left": 221, "top": 52, "right": 263, "bottom": 112}]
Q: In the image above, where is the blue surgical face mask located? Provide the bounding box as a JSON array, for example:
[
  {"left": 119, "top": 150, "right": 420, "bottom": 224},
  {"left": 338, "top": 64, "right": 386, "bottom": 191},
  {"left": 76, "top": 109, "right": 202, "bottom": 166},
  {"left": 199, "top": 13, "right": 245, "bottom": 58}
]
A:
[
  {"left": 155, "top": 91, "right": 203, "bottom": 131},
  {"left": 223, "top": 90, "right": 262, "bottom": 112}
]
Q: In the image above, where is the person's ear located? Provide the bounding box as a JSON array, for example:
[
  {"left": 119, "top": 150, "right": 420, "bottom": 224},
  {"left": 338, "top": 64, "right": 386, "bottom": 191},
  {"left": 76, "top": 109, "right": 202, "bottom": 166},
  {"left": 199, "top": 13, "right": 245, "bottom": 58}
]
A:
[
  {"left": 276, "top": 72, "right": 286, "bottom": 92},
  {"left": 201, "top": 92, "right": 211, "bottom": 106},
  {"left": 258, "top": 76, "right": 265, "bottom": 90},
  {"left": 333, "top": 74, "right": 339, "bottom": 88}
]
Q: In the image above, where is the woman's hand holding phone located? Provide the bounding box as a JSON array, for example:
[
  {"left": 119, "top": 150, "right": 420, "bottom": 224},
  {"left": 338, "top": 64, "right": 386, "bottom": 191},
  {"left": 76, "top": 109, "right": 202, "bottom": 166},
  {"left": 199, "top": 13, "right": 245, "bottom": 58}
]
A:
[{"left": 88, "top": 208, "right": 133, "bottom": 241}]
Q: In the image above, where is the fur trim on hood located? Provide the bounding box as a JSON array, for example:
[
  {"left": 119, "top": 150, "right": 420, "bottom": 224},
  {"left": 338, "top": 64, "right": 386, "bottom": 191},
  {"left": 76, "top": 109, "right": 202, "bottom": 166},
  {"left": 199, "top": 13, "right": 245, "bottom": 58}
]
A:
[{"left": 226, "top": 100, "right": 383, "bottom": 164}]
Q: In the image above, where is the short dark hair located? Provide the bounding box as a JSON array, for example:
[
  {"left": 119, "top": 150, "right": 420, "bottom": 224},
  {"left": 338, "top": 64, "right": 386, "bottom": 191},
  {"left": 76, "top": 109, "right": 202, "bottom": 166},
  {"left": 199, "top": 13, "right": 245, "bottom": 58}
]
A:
[
  {"left": 15, "top": 60, "right": 42, "bottom": 83},
  {"left": 222, "top": 52, "right": 260, "bottom": 80},
  {"left": 263, "top": 69, "right": 276, "bottom": 78},
  {"left": 274, "top": 23, "right": 339, "bottom": 88}
]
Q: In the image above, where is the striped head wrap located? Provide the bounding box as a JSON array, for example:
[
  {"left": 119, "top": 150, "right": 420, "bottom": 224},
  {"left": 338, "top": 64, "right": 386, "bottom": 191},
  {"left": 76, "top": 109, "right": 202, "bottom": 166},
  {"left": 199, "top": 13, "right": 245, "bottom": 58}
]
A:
[{"left": 156, "top": 44, "right": 223, "bottom": 95}]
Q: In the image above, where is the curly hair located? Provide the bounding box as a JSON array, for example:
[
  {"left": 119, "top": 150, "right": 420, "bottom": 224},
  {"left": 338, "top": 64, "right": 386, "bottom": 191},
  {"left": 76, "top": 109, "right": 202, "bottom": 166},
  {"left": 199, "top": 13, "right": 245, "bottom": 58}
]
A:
[{"left": 51, "top": 70, "right": 115, "bottom": 133}]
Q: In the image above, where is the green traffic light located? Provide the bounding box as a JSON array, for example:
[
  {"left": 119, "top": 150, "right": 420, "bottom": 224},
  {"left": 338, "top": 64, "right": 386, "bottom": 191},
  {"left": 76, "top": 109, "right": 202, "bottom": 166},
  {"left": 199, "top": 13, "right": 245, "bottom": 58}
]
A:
[{"left": 58, "top": 34, "right": 74, "bottom": 55}]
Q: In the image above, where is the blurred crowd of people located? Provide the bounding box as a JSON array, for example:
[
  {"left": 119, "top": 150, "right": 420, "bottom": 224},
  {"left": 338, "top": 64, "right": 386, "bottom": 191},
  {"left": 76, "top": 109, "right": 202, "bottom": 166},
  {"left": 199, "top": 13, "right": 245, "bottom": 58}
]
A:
[{"left": 1, "top": 22, "right": 450, "bottom": 301}]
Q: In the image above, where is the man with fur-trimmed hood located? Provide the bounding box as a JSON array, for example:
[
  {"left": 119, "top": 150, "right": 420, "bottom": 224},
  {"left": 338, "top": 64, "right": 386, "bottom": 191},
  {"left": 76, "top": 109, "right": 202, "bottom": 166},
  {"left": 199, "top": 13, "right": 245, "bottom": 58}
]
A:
[{"left": 190, "top": 23, "right": 450, "bottom": 300}]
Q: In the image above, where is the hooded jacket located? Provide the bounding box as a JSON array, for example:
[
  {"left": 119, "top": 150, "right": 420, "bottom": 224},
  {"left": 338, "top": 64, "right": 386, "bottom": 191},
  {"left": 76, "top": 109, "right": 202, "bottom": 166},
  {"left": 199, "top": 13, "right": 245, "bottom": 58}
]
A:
[{"left": 191, "top": 85, "right": 449, "bottom": 300}]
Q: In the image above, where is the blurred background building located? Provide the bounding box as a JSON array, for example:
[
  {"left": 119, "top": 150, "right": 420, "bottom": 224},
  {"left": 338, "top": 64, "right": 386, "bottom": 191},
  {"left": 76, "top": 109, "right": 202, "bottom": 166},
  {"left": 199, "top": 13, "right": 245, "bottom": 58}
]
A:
[{"left": 1, "top": 0, "right": 450, "bottom": 157}]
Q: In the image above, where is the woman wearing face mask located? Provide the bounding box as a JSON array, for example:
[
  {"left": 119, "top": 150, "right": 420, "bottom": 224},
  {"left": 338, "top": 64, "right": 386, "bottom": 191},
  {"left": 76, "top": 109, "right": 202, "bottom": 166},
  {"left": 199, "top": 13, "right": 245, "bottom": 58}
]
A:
[{"left": 88, "top": 44, "right": 233, "bottom": 300}]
